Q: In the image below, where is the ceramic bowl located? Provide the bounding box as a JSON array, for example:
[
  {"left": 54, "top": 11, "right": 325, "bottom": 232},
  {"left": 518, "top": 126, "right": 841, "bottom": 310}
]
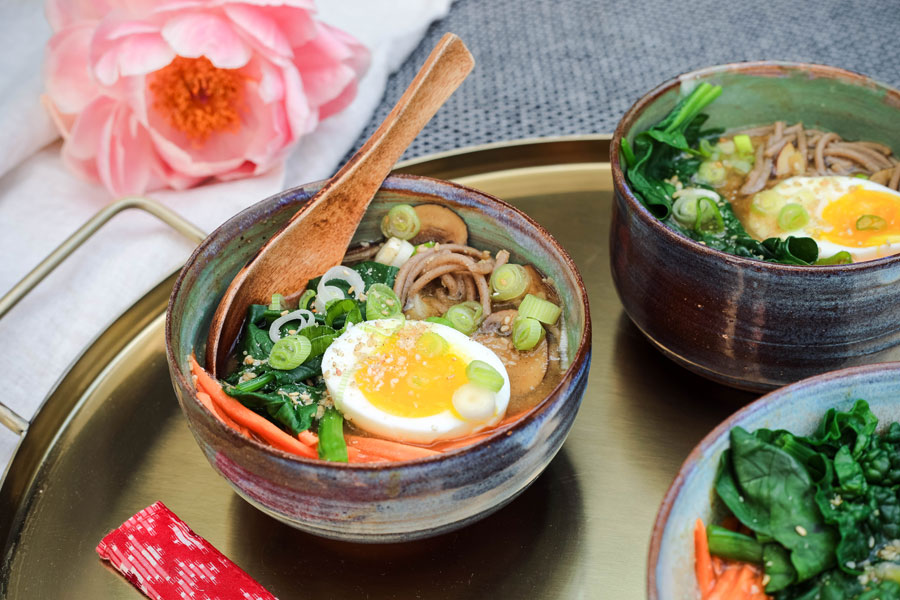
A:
[
  {"left": 165, "top": 174, "right": 591, "bottom": 543},
  {"left": 648, "top": 361, "right": 900, "bottom": 599},
  {"left": 610, "top": 62, "right": 900, "bottom": 392}
]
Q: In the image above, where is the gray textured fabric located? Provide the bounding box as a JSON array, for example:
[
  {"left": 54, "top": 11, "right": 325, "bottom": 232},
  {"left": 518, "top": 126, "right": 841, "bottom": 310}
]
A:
[{"left": 346, "top": 0, "right": 900, "bottom": 162}]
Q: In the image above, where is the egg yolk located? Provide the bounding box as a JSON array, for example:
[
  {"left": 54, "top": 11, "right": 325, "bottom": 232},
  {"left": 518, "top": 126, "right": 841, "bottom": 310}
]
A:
[
  {"left": 820, "top": 186, "right": 900, "bottom": 248},
  {"left": 355, "top": 333, "right": 467, "bottom": 418}
]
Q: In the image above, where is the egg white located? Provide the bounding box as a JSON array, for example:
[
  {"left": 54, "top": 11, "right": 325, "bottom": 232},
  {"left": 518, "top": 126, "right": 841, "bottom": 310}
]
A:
[{"left": 321, "top": 319, "right": 510, "bottom": 444}]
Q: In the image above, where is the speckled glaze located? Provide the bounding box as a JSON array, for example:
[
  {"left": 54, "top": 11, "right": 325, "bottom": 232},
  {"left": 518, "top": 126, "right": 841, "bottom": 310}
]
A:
[
  {"left": 648, "top": 362, "right": 900, "bottom": 600},
  {"left": 165, "top": 174, "right": 591, "bottom": 542},
  {"left": 610, "top": 62, "right": 900, "bottom": 392}
]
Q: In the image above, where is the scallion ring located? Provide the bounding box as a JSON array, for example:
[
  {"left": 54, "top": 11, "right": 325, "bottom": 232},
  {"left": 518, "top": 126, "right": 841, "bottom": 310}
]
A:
[
  {"left": 777, "top": 203, "right": 810, "bottom": 231},
  {"left": 268, "top": 293, "right": 285, "bottom": 312},
  {"left": 512, "top": 316, "right": 545, "bottom": 351},
  {"left": 365, "top": 283, "right": 403, "bottom": 320},
  {"left": 425, "top": 316, "right": 453, "bottom": 327},
  {"left": 490, "top": 264, "right": 529, "bottom": 301},
  {"left": 444, "top": 303, "right": 481, "bottom": 336},
  {"left": 518, "top": 294, "right": 561, "bottom": 324},
  {"left": 297, "top": 289, "right": 316, "bottom": 311},
  {"left": 268, "top": 335, "right": 311, "bottom": 370},
  {"left": 856, "top": 214, "right": 887, "bottom": 231},
  {"left": 695, "top": 197, "right": 725, "bottom": 234},
  {"left": 465, "top": 360, "right": 505, "bottom": 392},
  {"left": 416, "top": 331, "right": 448, "bottom": 358},
  {"left": 380, "top": 204, "right": 420, "bottom": 240}
]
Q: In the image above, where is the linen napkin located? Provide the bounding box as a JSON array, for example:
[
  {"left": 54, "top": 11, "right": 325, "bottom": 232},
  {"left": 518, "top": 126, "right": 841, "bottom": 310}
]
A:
[{"left": 0, "top": 0, "right": 454, "bottom": 472}]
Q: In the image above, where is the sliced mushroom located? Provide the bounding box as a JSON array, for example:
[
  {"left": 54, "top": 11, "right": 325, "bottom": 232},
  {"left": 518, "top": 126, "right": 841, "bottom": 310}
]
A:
[
  {"left": 410, "top": 204, "right": 468, "bottom": 245},
  {"left": 474, "top": 309, "right": 549, "bottom": 400}
]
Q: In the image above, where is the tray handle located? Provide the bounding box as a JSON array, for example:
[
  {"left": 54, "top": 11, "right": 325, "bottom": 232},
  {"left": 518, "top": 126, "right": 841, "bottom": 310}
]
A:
[{"left": 0, "top": 196, "right": 206, "bottom": 435}]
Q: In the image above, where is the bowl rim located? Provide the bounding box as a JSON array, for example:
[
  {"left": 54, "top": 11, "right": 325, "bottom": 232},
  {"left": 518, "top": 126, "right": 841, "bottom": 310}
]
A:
[
  {"left": 165, "top": 172, "right": 592, "bottom": 471},
  {"left": 645, "top": 360, "right": 900, "bottom": 599},
  {"left": 610, "top": 60, "right": 900, "bottom": 274}
]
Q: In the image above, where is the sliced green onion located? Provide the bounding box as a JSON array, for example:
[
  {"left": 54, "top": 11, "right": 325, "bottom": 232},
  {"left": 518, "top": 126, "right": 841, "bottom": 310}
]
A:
[
  {"left": 325, "top": 298, "right": 363, "bottom": 328},
  {"left": 268, "top": 293, "right": 285, "bottom": 312},
  {"left": 698, "top": 138, "right": 716, "bottom": 159},
  {"left": 317, "top": 408, "right": 348, "bottom": 462},
  {"left": 232, "top": 372, "right": 275, "bottom": 393},
  {"left": 490, "top": 264, "right": 530, "bottom": 301},
  {"left": 733, "top": 134, "right": 753, "bottom": 155},
  {"left": 413, "top": 241, "right": 436, "bottom": 255},
  {"left": 856, "top": 214, "right": 887, "bottom": 231},
  {"left": 695, "top": 197, "right": 724, "bottom": 233},
  {"left": 365, "top": 283, "right": 403, "bottom": 320},
  {"left": 697, "top": 161, "right": 726, "bottom": 185},
  {"left": 380, "top": 204, "right": 420, "bottom": 240},
  {"left": 301, "top": 325, "right": 340, "bottom": 357},
  {"left": 512, "top": 316, "right": 545, "bottom": 351},
  {"left": 751, "top": 190, "right": 781, "bottom": 215},
  {"left": 465, "top": 360, "right": 505, "bottom": 392},
  {"left": 853, "top": 173, "right": 870, "bottom": 179},
  {"left": 451, "top": 383, "right": 495, "bottom": 421},
  {"left": 815, "top": 251, "right": 853, "bottom": 266},
  {"left": 777, "top": 203, "right": 810, "bottom": 231},
  {"left": 416, "top": 331, "right": 448, "bottom": 358},
  {"left": 425, "top": 316, "right": 453, "bottom": 327},
  {"left": 444, "top": 303, "right": 482, "bottom": 335},
  {"left": 518, "top": 294, "right": 561, "bottom": 324},
  {"left": 268, "top": 335, "right": 311, "bottom": 370},
  {"left": 297, "top": 289, "right": 316, "bottom": 311}
]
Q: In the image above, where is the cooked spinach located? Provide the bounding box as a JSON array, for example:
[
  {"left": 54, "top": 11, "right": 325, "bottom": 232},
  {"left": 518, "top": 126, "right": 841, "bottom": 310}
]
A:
[
  {"left": 713, "top": 401, "right": 900, "bottom": 598},
  {"left": 222, "top": 259, "right": 399, "bottom": 437},
  {"left": 621, "top": 82, "right": 820, "bottom": 265}
]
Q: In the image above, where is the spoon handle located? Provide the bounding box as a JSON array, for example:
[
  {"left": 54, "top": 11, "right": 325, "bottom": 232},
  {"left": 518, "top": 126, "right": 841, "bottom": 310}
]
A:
[
  {"left": 206, "top": 35, "right": 473, "bottom": 374},
  {"left": 307, "top": 33, "right": 475, "bottom": 212}
]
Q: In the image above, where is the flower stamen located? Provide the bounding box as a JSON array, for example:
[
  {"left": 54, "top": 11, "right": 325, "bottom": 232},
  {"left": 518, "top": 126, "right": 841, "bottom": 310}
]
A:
[{"left": 149, "top": 56, "right": 243, "bottom": 144}]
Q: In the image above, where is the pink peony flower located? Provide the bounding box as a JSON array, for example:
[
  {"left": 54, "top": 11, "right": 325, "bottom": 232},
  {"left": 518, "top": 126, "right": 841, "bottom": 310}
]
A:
[{"left": 42, "top": 0, "right": 369, "bottom": 196}]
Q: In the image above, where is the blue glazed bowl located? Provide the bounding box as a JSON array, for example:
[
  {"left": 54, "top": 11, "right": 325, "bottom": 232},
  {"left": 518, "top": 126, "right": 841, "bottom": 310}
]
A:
[
  {"left": 648, "top": 361, "right": 900, "bottom": 599},
  {"left": 165, "top": 174, "right": 591, "bottom": 542}
]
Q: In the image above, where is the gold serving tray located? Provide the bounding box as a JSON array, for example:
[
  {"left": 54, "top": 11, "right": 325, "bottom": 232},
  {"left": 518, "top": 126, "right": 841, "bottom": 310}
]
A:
[{"left": 0, "top": 135, "right": 755, "bottom": 598}]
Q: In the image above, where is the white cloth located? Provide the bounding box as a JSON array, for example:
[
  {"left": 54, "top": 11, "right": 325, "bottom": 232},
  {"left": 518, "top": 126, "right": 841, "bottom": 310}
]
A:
[{"left": 0, "top": 0, "right": 454, "bottom": 472}]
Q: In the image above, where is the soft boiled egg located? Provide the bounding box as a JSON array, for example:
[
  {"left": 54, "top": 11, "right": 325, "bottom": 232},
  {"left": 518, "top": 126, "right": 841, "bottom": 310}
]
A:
[
  {"left": 321, "top": 319, "right": 510, "bottom": 444},
  {"left": 743, "top": 176, "right": 900, "bottom": 262}
]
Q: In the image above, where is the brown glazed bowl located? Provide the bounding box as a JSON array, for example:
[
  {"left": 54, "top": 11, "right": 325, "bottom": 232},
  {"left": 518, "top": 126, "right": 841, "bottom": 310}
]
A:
[
  {"left": 610, "top": 62, "right": 900, "bottom": 392},
  {"left": 165, "top": 174, "right": 591, "bottom": 543}
]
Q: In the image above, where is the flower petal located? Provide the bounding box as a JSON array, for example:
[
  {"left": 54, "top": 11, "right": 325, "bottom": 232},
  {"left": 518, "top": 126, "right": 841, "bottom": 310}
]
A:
[
  {"left": 90, "top": 18, "right": 175, "bottom": 86},
  {"left": 161, "top": 12, "right": 252, "bottom": 69},
  {"left": 44, "top": 23, "right": 98, "bottom": 114},
  {"left": 222, "top": 4, "right": 292, "bottom": 58},
  {"left": 46, "top": 0, "right": 115, "bottom": 31},
  {"left": 292, "top": 22, "right": 369, "bottom": 108},
  {"left": 97, "top": 105, "right": 157, "bottom": 195}
]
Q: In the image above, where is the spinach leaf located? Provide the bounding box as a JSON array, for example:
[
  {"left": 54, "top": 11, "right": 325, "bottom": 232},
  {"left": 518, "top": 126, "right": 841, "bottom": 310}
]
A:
[
  {"left": 268, "top": 355, "right": 324, "bottom": 386},
  {"left": 727, "top": 427, "right": 838, "bottom": 581},
  {"left": 226, "top": 383, "right": 323, "bottom": 434},
  {"left": 764, "top": 543, "right": 798, "bottom": 592},
  {"left": 244, "top": 322, "right": 273, "bottom": 360}
]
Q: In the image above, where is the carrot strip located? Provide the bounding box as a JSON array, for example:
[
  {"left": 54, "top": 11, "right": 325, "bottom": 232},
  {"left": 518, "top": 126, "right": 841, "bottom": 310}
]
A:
[
  {"left": 733, "top": 565, "right": 756, "bottom": 597},
  {"left": 712, "top": 556, "right": 725, "bottom": 577},
  {"left": 346, "top": 446, "right": 388, "bottom": 463},
  {"left": 695, "top": 519, "right": 715, "bottom": 598},
  {"left": 298, "top": 430, "right": 318, "bottom": 447},
  {"left": 345, "top": 435, "right": 440, "bottom": 461},
  {"left": 427, "top": 413, "right": 527, "bottom": 452},
  {"left": 197, "top": 391, "right": 251, "bottom": 437},
  {"left": 188, "top": 355, "right": 317, "bottom": 459},
  {"left": 706, "top": 564, "right": 741, "bottom": 600}
]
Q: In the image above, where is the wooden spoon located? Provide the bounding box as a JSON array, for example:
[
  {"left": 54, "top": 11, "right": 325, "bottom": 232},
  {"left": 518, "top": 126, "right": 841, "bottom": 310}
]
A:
[{"left": 206, "top": 33, "right": 475, "bottom": 375}]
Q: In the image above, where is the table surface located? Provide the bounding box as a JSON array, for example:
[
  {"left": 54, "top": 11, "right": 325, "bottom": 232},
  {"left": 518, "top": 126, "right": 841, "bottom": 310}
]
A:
[{"left": 348, "top": 0, "right": 900, "bottom": 163}]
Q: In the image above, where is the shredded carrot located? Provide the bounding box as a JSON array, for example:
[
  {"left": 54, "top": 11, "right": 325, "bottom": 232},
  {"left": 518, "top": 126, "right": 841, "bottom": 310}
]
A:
[
  {"left": 298, "top": 430, "right": 318, "bottom": 447},
  {"left": 712, "top": 556, "right": 725, "bottom": 577},
  {"left": 733, "top": 565, "right": 757, "bottom": 597},
  {"left": 427, "top": 413, "right": 526, "bottom": 452},
  {"left": 345, "top": 435, "right": 440, "bottom": 461},
  {"left": 188, "top": 355, "right": 317, "bottom": 459},
  {"left": 695, "top": 519, "right": 715, "bottom": 597},
  {"left": 346, "top": 446, "right": 388, "bottom": 463},
  {"left": 197, "top": 391, "right": 251, "bottom": 437},
  {"left": 707, "top": 564, "right": 741, "bottom": 600}
]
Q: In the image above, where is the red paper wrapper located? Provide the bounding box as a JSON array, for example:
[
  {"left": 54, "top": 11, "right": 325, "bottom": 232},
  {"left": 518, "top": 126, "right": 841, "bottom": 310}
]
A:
[{"left": 97, "top": 501, "right": 276, "bottom": 600}]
